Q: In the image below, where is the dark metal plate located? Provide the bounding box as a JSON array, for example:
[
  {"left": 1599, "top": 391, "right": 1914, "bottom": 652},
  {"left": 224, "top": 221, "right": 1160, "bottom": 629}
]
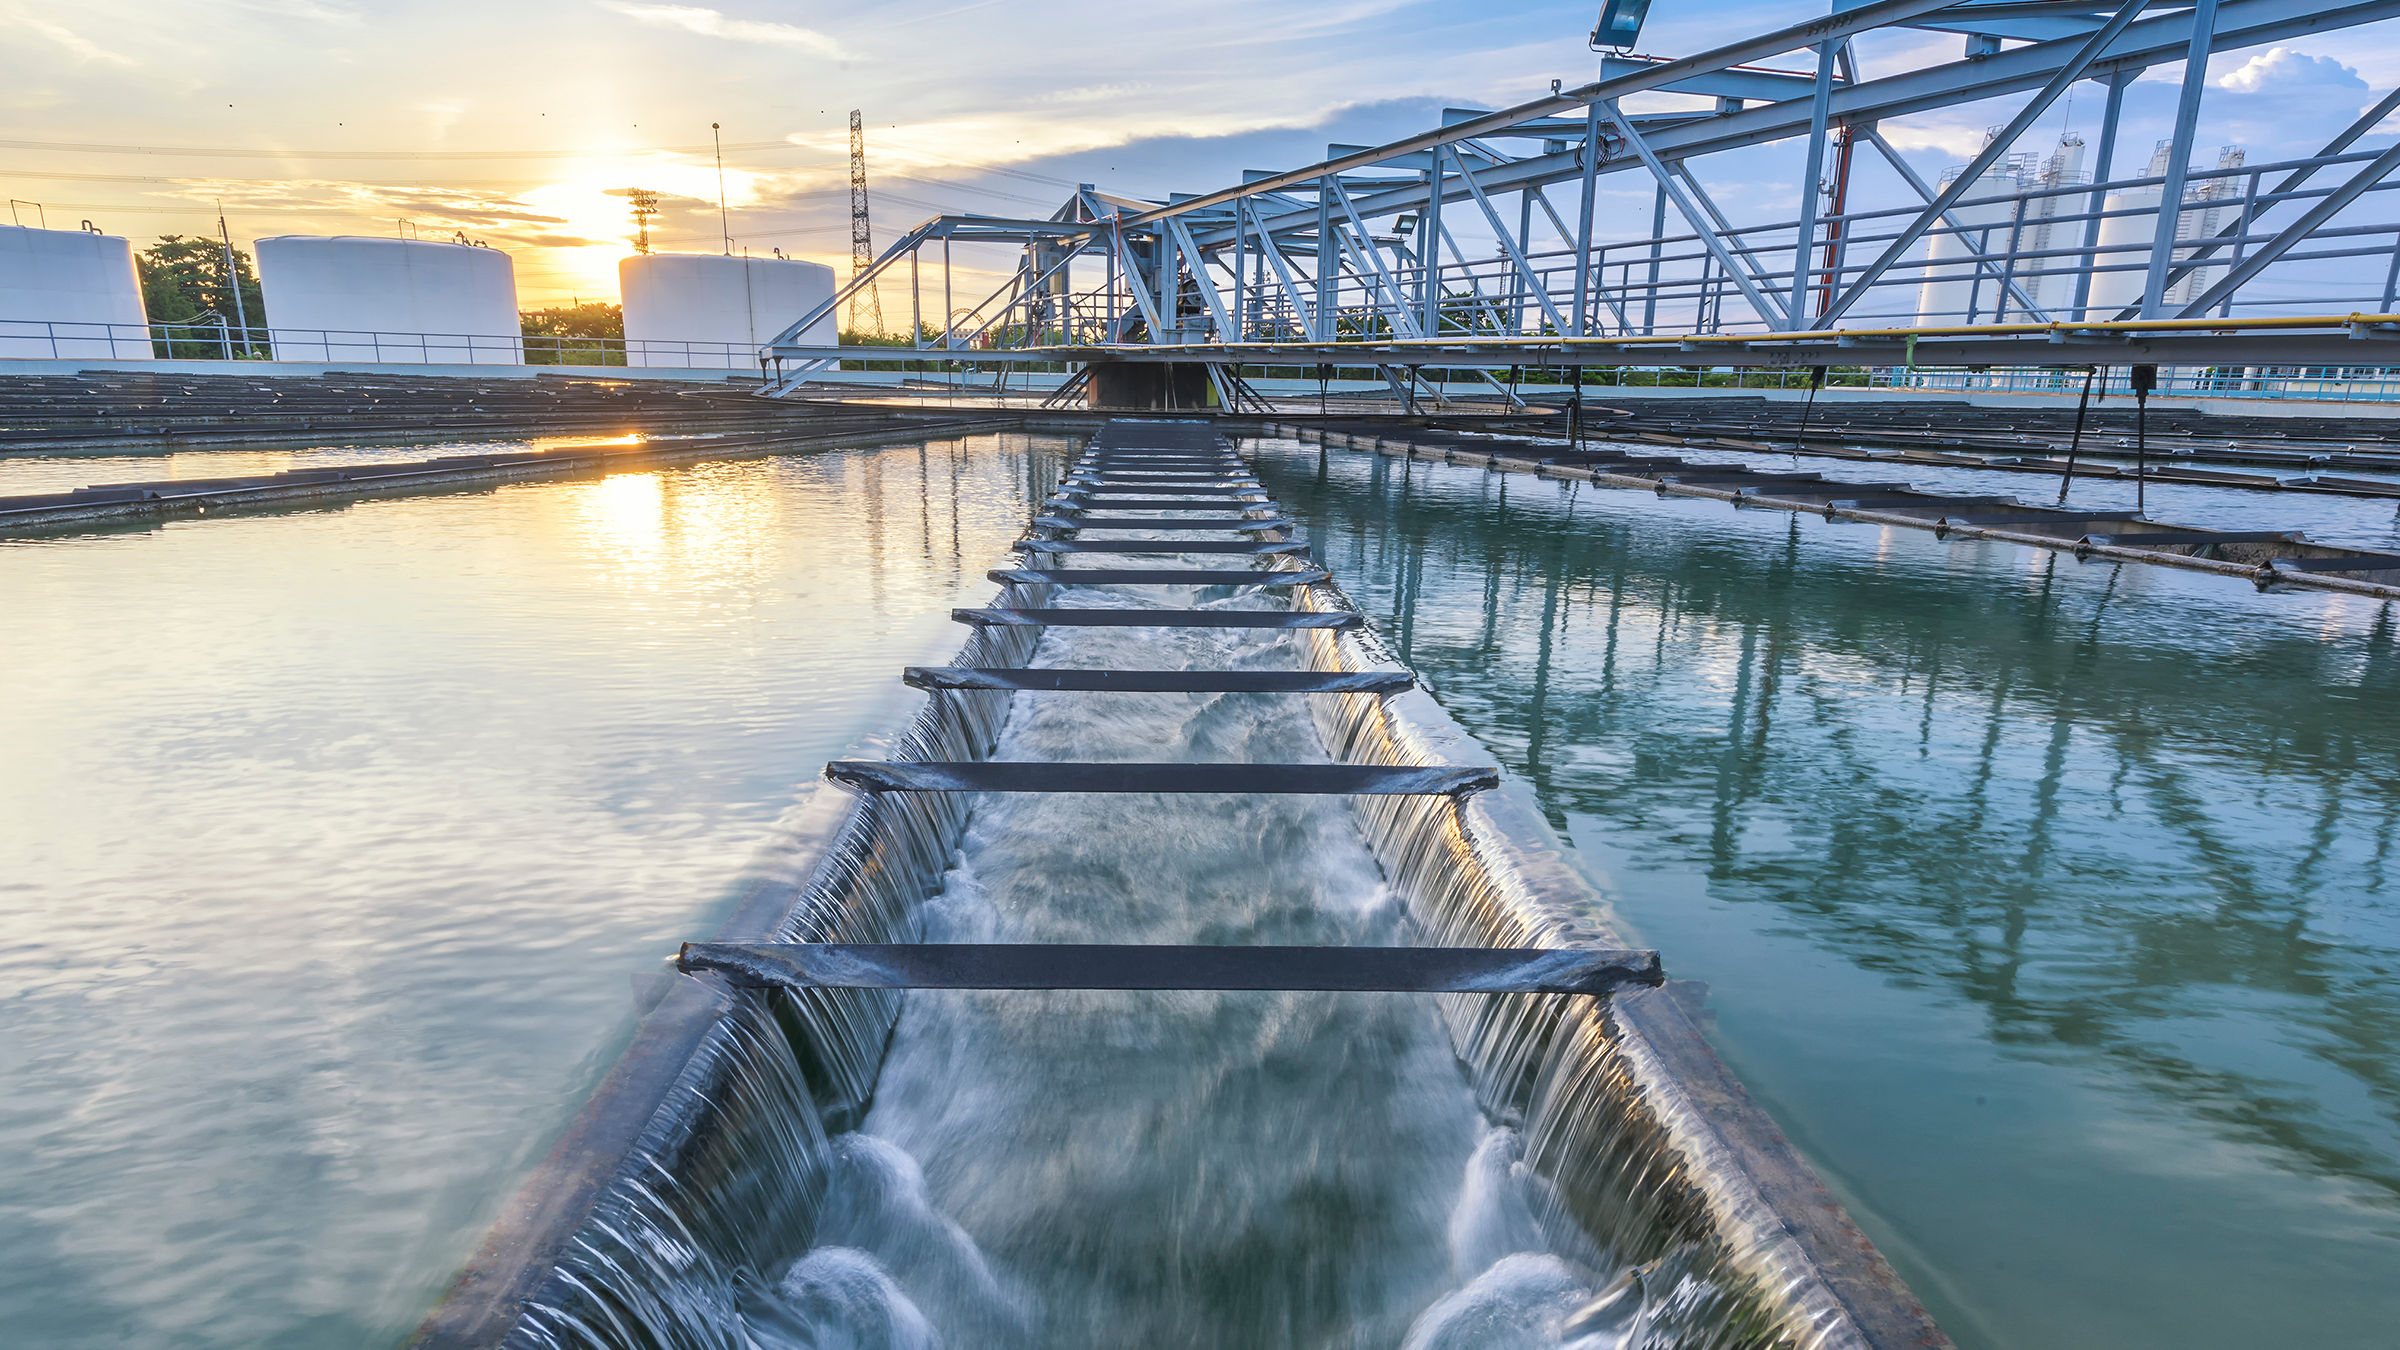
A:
[
  {"left": 952, "top": 608, "right": 1359, "bottom": 628},
  {"left": 678, "top": 941, "right": 1663, "bottom": 995},
  {"left": 987, "top": 569, "right": 1329, "bottom": 586},
  {"left": 902, "top": 667, "right": 1413, "bottom": 693},
  {"left": 823, "top": 761, "right": 1498, "bottom": 795}
]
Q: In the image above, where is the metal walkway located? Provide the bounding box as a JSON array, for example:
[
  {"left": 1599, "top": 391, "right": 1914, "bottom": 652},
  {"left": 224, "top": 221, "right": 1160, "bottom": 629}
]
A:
[
  {"left": 415, "top": 416, "right": 1957, "bottom": 1350},
  {"left": 684, "top": 418, "right": 1656, "bottom": 995}
]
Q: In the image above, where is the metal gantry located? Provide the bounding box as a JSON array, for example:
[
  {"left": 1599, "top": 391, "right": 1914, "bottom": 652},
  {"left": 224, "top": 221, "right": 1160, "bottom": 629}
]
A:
[{"left": 763, "top": 1, "right": 2400, "bottom": 393}]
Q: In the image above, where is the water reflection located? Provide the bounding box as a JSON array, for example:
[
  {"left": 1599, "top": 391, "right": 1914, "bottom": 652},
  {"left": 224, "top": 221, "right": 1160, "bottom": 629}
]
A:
[
  {"left": 0, "top": 433, "right": 1066, "bottom": 1350},
  {"left": 0, "top": 433, "right": 652, "bottom": 497},
  {"left": 1248, "top": 436, "right": 2400, "bottom": 1350}
]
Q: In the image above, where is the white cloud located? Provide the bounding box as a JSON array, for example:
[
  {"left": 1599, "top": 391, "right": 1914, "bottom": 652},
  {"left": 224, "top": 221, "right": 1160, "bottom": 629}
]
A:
[
  {"left": 14, "top": 14, "right": 137, "bottom": 65},
  {"left": 1043, "top": 83, "right": 1149, "bottom": 105},
  {"left": 1878, "top": 123, "right": 1988, "bottom": 159},
  {"left": 596, "top": 3, "right": 845, "bottom": 57},
  {"left": 2217, "top": 47, "right": 2365, "bottom": 94}
]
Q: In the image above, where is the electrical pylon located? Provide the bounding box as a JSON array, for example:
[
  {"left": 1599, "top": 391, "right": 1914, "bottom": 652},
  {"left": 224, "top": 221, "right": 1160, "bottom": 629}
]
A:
[{"left": 848, "top": 110, "right": 882, "bottom": 336}]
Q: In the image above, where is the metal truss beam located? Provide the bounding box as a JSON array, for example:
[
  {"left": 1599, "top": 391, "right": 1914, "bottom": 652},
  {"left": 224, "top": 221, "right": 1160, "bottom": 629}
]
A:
[
  {"left": 2127, "top": 82, "right": 2400, "bottom": 316},
  {"left": 2175, "top": 141, "right": 2400, "bottom": 316},
  {"left": 1859, "top": 128, "right": 2053, "bottom": 323},
  {"left": 1608, "top": 102, "right": 1789, "bottom": 330},
  {"left": 753, "top": 0, "right": 2400, "bottom": 394},
  {"left": 1816, "top": 0, "right": 2149, "bottom": 327}
]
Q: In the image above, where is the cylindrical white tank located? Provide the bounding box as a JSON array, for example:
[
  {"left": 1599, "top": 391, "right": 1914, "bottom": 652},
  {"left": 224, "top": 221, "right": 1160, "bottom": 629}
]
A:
[
  {"left": 0, "top": 225, "right": 150, "bottom": 359},
  {"left": 2085, "top": 183, "right": 2161, "bottom": 319},
  {"left": 257, "top": 236, "right": 520, "bottom": 364},
  {"left": 2084, "top": 142, "right": 2182, "bottom": 320},
  {"left": 1913, "top": 169, "right": 2021, "bottom": 326},
  {"left": 620, "top": 253, "right": 836, "bottom": 370}
]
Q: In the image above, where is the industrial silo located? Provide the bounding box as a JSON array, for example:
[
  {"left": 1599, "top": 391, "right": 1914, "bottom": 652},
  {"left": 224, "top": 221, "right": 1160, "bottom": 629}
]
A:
[
  {"left": 2085, "top": 142, "right": 2246, "bottom": 319},
  {"left": 619, "top": 252, "right": 836, "bottom": 370},
  {"left": 0, "top": 224, "right": 149, "bottom": 359},
  {"left": 257, "top": 235, "right": 521, "bottom": 364},
  {"left": 1911, "top": 168, "right": 2023, "bottom": 327}
]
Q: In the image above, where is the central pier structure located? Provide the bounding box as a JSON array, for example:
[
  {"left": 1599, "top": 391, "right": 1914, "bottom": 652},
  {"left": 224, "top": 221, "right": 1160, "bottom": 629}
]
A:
[{"left": 765, "top": 0, "right": 2400, "bottom": 399}]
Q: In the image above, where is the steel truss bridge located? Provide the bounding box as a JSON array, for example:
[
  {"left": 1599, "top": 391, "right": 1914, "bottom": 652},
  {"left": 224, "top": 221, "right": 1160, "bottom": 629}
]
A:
[{"left": 762, "top": 0, "right": 2400, "bottom": 398}]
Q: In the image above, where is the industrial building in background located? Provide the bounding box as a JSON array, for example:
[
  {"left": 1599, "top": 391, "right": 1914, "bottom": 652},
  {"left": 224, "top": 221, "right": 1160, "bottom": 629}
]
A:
[
  {"left": 0, "top": 223, "right": 144, "bottom": 359},
  {"left": 620, "top": 252, "right": 836, "bottom": 370},
  {"left": 255, "top": 236, "right": 522, "bottom": 365}
]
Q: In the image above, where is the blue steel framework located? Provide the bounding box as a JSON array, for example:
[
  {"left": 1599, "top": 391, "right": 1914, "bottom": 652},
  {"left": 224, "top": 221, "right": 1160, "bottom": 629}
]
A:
[{"left": 763, "top": 0, "right": 2400, "bottom": 394}]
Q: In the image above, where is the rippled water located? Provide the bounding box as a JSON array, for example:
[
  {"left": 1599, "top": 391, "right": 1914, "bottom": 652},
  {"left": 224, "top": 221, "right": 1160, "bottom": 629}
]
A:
[
  {"left": 1245, "top": 434, "right": 2400, "bottom": 1350},
  {"left": 0, "top": 434, "right": 1062, "bottom": 1349}
]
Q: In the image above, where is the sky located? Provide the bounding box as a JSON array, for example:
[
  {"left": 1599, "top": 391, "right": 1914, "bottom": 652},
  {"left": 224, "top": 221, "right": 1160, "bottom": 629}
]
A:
[{"left": 6, "top": 0, "right": 2399, "bottom": 317}]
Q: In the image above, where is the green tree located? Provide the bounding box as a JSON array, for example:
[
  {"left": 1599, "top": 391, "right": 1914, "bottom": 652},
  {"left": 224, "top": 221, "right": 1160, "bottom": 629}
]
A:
[
  {"left": 138, "top": 235, "right": 267, "bottom": 357},
  {"left": 520, "top": 301, "right": 624, "bottom": 365},
  {"left": 839, "top": 323, "right": 963, "bottom": 372}
]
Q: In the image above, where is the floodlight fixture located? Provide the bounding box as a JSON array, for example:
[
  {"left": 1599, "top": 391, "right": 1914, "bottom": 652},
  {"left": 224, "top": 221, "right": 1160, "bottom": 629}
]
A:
[{"left": 1591, "top": 0, "right": 1652, "bottom": 51}]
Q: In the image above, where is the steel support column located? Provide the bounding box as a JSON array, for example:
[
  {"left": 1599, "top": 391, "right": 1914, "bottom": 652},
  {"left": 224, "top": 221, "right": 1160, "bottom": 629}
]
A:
[
  {"left": 2142, "top": 0, "right": 2221, "bottom": 318},
  {"left": 1787, "top": 40, "right": 1839, "bottom": 328}
]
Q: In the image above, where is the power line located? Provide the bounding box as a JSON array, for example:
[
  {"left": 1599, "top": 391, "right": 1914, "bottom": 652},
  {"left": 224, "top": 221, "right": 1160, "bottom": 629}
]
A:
[
  {"left": 874, "top": 138, "right": 1083, "bottom": 189},
  {"left": 880, "top": 171, "right": 1054, "bottom": 209}
]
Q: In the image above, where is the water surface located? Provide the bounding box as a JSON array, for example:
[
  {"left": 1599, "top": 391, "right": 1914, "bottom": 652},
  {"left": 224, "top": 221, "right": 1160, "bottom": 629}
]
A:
[
  {"left": 10, "top": 421, "right": 2394, "bottom": 1350},
  {"left": 0, "top": 434, "right": 676, "bottom": 497},
  {"left": 1247, "top": 434, "right": 2400, "bottom": 1350},
  {"left": 0, "top": 433, "right": 1058, "bottom": 1349}
]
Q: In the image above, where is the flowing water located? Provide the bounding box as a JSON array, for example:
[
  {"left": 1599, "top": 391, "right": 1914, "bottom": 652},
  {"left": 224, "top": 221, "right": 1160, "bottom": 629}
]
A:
[
  {"left": 750, "top": 599, "right": 1492, "bottom": 1348},
  {"left": 659, "top": 493, "right": 1678, "bottom": 1347}
]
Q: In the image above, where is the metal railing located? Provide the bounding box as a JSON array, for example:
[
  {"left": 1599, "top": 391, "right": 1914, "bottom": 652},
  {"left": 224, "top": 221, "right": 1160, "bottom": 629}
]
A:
[
  {"left": 0, "top": 319, "right": 766, "bottom": 370},
  {"left": 1873, "top": 364, "right": 2400, "bottom": 403}
]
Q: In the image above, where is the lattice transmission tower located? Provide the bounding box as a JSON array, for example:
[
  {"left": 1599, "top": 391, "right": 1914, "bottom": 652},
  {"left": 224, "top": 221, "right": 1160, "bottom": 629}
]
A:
[{"left": 848, "top": 110, "right": 883, "bottom": 335}]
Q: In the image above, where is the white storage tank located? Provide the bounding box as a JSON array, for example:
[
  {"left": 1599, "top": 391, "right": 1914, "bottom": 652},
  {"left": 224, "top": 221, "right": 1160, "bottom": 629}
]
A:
[
  {"left": 0, "top": 225, "right": 149, "bottom": 359},
  {"left": 2085, "top": 143, "right": 2171, "bottom": 320},
  {"left": 2086, "top": 143, "right": 2246, "bottom": 319},
  {"left": 257, "top": 235, "right": 520, "bottom": 364},
  {"left": 1912, "top": 168, "right": 2023, "bottom": 327},
  {"left": 620, "top": 252, "right": 836, "bottom": 370}
]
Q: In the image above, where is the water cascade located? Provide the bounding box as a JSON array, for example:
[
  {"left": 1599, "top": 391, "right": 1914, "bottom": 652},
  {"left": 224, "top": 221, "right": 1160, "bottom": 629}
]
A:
[{"left": 411, "top": 420, "right": 1947, "bottom": 1350}]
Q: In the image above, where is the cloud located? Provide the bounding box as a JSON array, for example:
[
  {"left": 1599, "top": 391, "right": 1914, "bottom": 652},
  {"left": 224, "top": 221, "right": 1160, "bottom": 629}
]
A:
[
  {"left": 487, "top": 231, "right": 603, "bottom": 247},
  {"left": 1877, "top": 123, "right": 1988, "bottom": 159},
  {"left": 15, "top": 14, "right": 137, "bottom": 66},
  {"left": 596, "top": 3, "right": 845, "bottom": 57},
  {"left": 2217, "top": 47, "right": 2365, "bottom": 94},
  {"left": 161, "top": 177, "right": 572, "bottom": 230},
  {"left": 1042, "top": 83, "right": 1149, "bottom": 105}
]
